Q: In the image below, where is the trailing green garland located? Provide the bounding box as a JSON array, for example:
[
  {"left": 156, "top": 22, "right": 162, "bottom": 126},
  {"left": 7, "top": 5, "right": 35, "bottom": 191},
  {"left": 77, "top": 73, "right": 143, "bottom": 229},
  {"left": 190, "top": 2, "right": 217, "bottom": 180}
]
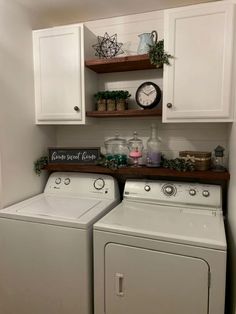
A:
[
  {"left": 33, "top": 154, "right": 195, "bottom": 175},
  {"left": 34, "top": 156, "right": 48, "bottom": 176},
  {"left": 161, "top": 156, "right": 195, "bottom": 172}
]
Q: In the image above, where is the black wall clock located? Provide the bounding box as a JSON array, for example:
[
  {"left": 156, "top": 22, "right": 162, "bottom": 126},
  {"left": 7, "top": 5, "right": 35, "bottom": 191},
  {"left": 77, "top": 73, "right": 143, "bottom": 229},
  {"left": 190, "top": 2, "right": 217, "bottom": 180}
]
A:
[{"left": 135, "top": 81, "right": 161, "bottom": 109}]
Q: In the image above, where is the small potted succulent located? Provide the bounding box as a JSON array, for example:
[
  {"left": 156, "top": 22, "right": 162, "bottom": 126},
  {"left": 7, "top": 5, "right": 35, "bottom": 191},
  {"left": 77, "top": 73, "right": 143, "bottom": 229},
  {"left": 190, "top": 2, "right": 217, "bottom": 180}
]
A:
[
  {"left": 116, "top": 90, "right": 131, "bottom": 111},
  {"left": 94, "top": 91, "right": 107, "bottom": 111},
  {"left": 106, "top": 91, "right": 117, "bottom": 111},
  {"left": 94, "top": 90, "right": 132, "bottom": 112},
  {"left": 148, "top": 39, "right": 173, "bottom": 68}
]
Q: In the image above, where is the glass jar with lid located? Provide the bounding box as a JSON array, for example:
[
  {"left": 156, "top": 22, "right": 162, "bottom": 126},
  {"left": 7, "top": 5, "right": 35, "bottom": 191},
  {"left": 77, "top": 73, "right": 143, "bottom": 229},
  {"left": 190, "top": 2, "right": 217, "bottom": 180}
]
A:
[
  {"left": 128, "top": 131, "right": 143, "bottom": 167},
  {"left": 104, "top": 134, "right": 128, "bottom": 166}
]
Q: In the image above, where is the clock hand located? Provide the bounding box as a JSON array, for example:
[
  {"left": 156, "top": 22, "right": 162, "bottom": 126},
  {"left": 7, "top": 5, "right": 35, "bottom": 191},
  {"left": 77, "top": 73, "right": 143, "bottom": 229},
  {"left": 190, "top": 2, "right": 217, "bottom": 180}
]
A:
[{"left": 147, "top": 89, "right": 156, "bottom": 96}]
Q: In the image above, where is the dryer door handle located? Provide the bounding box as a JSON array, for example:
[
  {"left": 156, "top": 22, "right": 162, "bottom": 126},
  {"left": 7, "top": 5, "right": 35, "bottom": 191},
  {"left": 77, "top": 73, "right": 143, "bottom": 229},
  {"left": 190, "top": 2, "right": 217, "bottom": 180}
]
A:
[{"left": 115, "top": 273, "right": 124, "bottom": 296}]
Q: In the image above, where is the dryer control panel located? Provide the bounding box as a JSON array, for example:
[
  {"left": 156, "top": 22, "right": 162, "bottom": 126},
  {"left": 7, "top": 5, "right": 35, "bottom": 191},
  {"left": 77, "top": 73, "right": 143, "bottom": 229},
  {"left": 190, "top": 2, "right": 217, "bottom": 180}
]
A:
[{"left": 124, "top": 179, "right": 222, "bottom": 210}]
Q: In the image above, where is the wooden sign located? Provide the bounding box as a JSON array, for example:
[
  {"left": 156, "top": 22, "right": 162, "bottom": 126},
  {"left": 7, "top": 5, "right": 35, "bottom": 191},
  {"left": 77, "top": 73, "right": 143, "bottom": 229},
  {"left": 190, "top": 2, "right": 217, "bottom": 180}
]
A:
[{"left": 48, "top": 148, "right": 100, "bottom": 165}]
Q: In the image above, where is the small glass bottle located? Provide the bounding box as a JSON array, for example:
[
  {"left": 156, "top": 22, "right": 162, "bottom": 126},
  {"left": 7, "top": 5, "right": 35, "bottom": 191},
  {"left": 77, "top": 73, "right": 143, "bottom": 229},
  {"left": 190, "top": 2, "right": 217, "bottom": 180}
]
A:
[{"left": 146, "top": 124, "right": 161, "bottom": 167}]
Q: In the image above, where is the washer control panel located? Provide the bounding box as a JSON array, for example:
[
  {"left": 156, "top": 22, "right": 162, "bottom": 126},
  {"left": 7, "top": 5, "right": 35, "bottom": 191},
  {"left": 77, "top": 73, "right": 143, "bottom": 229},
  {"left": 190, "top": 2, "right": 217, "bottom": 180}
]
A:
[
  {"left": 45, "top": 172, "right": 120, "bottom": 200},
  {"left": 124, "top": 179, "right": 221, "bottom": 209}
]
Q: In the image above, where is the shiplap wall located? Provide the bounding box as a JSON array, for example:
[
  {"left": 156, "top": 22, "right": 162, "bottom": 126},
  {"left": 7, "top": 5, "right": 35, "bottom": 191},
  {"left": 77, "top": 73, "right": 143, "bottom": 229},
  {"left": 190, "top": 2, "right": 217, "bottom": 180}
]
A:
[
  {"left": 57, "top": 120, "right": 228, "bottom": 159},
  {"left": 56, "top": 10, "right": 229, "bottom": 160}
]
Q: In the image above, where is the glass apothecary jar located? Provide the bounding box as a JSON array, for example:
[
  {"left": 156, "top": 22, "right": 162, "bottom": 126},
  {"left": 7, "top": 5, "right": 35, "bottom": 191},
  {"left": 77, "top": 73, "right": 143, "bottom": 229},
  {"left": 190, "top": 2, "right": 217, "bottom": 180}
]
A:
[
  {"left": 128, "top": 131, "right": 143, "bottom": 167},
  {"left": 104, "top": 134, "right": 128, "bottom": 166}
]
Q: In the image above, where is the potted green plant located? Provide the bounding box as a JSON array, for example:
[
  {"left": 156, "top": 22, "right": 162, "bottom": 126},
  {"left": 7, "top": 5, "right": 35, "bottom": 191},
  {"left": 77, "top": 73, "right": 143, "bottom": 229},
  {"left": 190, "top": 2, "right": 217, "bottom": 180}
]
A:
[
  {"left": 94, "top": 91, "right": 107, "bottom": 111},
  {"left": 148, "top": 40, "right": 173, "bottom": 68},
  {"left": 116, "top": 90, "right": 131, "bottom": 111},
  {"left": 106, "top": 90, "right": 117, "bottom": 111}
]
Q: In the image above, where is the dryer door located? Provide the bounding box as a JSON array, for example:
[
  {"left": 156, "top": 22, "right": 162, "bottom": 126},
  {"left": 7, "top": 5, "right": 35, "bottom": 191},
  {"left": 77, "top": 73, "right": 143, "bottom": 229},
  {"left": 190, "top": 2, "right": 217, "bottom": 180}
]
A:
[{"left": 105, "top": 243, "right": 209, "bottom": 314}]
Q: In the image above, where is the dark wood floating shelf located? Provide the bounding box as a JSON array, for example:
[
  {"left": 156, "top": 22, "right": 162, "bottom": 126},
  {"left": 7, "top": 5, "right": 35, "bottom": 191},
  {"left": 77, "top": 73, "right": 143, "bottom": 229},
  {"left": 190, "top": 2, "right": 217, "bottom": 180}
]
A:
[
  {"left": 86, "top": 108, "right": 162, "bottom": 118},
  {"left": 45, "top": 164, "right": 230, "bottom": 183},
  {"left": 85, "top": 54, "right": 158, "bottom": 73}
]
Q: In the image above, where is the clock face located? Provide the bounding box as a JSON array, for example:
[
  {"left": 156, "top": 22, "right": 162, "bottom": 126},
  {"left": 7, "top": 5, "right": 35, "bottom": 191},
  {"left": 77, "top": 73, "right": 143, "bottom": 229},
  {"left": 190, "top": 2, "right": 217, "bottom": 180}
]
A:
[{"left": 135, "top": 82, "right": 161, "bottom": 109}]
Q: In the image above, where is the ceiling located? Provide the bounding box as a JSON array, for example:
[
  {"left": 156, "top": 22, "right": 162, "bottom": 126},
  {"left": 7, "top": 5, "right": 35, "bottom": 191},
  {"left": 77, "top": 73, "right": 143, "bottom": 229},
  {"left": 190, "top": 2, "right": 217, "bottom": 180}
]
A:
[{"left": 15, "top": 0, "right": 218, "bottom": 28}]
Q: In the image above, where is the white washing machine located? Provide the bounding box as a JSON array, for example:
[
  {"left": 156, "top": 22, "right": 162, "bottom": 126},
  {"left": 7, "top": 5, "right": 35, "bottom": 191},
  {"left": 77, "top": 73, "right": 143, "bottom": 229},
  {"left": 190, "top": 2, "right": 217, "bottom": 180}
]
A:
[
  {"left": 0, "top": 172, "right": 120, "bottom": 314},
  {"left": 94, "top": 179, "right": 226, "bottom": 314}
]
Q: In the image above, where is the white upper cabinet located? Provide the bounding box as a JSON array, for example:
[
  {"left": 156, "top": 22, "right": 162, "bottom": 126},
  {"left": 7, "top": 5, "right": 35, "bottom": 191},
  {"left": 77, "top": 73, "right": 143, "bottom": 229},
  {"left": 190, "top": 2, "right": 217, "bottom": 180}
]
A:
[
  {"left": 163, "top": 2, "right": 235, "bottom": 123},
  {"left": 33, "top": 25, "right": 97, "bottom": 125}
]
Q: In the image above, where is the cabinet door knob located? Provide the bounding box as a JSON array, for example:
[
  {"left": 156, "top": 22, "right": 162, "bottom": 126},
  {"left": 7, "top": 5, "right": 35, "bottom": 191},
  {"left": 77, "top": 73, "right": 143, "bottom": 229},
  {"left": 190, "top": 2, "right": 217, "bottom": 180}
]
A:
[
  {"left": 74, "top": 106, "right": 80, "bottom": 112},
  {"left": 167, "top": 103, "right": 172, "bottom": 108}
]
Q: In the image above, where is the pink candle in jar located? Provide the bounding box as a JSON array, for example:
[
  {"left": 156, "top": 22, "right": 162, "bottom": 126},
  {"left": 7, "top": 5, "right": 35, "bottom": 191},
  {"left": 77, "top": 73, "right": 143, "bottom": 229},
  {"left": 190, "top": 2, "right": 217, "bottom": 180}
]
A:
[{"left": 129, "top": 150, "right": 142, "bottom": 158}]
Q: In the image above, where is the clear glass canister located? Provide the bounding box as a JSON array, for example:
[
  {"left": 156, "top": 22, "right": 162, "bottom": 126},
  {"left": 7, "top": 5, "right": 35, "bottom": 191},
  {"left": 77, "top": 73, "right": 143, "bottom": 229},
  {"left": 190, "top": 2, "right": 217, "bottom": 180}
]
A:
[{"left": 104, "top": 134, "right": 128, "bottom": 166}]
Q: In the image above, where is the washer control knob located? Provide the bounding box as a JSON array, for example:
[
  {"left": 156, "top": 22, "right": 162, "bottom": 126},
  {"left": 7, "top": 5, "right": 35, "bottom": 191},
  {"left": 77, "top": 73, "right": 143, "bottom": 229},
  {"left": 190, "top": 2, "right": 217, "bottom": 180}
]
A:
[
  {"left": 55, "top": 178, "right": 61, "bottom": 185},
  {"left": 144, "top": 185, "right": 151, "bottom": 192},
  {"left": 189, "top": 189, "right": 196, "bottom": 196},
  {"left": 94, "top": 178, "right": 105, "bottom": 190},
  {"left": 202, "top": 190, "right": 210, "bottom": 197},
  {"left": 163, "top": 184, "right": 176, "bottom": 196},
  {"left": 64, "top": 178, "right": 71, "bottom": 185}
]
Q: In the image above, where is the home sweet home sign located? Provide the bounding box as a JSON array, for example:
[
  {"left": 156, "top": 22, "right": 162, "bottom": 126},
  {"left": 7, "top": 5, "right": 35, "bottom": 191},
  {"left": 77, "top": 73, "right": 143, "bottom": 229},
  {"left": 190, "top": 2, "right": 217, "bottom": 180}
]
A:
[{"left": 48, "top": 148, "right": 100, "bottom": 164}]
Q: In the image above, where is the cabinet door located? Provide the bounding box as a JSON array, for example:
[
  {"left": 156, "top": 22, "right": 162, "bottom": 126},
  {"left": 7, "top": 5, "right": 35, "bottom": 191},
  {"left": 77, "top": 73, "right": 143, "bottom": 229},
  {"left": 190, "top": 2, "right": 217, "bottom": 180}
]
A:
[
  {"left": 163, "top": 2, "right": 234, "bottom": 122},
  {"left": 105, "top": 243, "right": 209, "bottom": 314},
  {"left": 33, "top": 26, "right": 84, "bottom": 124}
]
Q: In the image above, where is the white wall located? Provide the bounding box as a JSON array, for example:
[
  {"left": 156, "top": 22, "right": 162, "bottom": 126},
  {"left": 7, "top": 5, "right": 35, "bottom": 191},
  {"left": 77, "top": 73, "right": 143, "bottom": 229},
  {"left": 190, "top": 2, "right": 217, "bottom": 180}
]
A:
[
  {"left": 0, "top": 0, "right": 56, "bottom": 207},
  {"left": 57, "top": 11, "right": 229, "bottom": 160}
]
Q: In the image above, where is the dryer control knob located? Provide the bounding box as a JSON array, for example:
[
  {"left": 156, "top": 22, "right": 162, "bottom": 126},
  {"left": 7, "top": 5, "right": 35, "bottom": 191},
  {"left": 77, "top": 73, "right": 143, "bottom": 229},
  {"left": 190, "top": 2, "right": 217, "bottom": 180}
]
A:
[
  {"left": 55, "top": 178, "right": 61, "bottom": 184},
  {"left": 163, "top": 184, "right": 176, "bottom": 196},
  {"left": 144, "top": 185, "right": 151, "bottom": 192},
  {"left": 94, "top": 178, "right": 105, "bottom": 190},
  {"left": 189, "top": 189, "right": 196, "bottom": 196},
  {"left": 202, "top": 190, "right": 210, "bottom": 197}
]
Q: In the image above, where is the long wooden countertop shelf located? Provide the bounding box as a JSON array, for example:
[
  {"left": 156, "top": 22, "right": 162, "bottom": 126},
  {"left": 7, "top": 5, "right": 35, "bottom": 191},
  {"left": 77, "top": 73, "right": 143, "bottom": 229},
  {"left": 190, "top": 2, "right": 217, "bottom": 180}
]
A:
[
  {"left": 85, "top": 54, "right": 158, "bottom": 73},
  {"left": 45, "top": 164, "right": 230, "bottom": 183},
  {"left": 86, "top": 108, "right": 162, "bottom": 118}
]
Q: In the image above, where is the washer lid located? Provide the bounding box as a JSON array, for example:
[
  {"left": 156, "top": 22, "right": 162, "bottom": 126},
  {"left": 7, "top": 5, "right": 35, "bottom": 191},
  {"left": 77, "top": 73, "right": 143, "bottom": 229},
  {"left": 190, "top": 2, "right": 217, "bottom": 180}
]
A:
[
  {"left": 0, "top": 194, "right": 116, "bottom": 228},
  {"left": 16, "top": 195, "right": 101, "bottom": 219},
  {"left": 94, "top": 201, "right": 226, "bottom": 250}
]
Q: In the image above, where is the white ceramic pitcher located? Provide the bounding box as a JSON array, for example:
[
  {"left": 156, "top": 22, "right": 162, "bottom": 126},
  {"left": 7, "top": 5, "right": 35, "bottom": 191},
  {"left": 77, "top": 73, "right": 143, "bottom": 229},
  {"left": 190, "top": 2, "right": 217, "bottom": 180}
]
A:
[{"left": 137, "top": 30, "right": 157, "bottom": 54}]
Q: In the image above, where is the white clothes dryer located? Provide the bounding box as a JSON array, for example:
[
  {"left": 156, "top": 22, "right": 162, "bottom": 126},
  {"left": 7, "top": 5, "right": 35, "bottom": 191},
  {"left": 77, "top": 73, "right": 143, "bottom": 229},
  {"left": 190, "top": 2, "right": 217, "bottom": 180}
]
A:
[
  {"left": 0, "top": 172, "right": 120, "bottom": 314},
  {"left": 94, "top": 179, "right": 226, "bottom": 314}
]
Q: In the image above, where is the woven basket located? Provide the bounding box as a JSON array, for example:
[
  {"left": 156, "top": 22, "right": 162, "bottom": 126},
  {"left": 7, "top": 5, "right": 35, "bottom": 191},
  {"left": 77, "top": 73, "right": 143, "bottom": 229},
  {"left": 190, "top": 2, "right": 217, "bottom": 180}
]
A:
[{"left": 179, "top": 151, "right": 211, "bottom": 171}]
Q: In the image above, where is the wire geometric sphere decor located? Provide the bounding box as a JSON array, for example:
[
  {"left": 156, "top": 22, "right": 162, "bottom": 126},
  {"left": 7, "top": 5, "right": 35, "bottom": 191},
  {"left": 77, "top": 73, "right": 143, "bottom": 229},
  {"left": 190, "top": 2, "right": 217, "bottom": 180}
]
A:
[{"left": 92, "top": 32, "right": 124, "bottom": 59}]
